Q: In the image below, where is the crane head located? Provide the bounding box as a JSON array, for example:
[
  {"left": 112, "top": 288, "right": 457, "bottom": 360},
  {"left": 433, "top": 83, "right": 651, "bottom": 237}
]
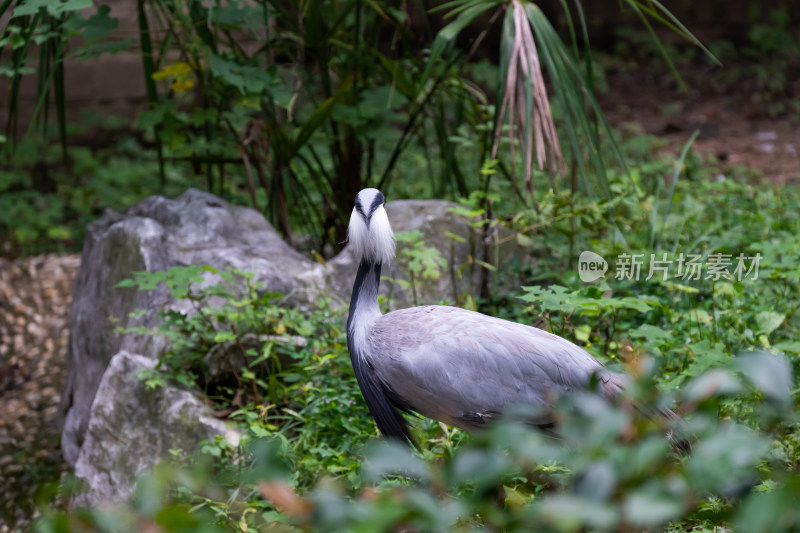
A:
[{"left": 348, "top": 188, "right": 395, "bottom": 265}]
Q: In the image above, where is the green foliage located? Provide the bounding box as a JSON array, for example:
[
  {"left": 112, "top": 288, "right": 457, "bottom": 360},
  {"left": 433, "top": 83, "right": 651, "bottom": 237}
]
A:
[
  {"left": 3, "top": 0, "right": 727, "bottom": 258},
  {"left": 519, "top": 282, "right": 658, "bottom": 357},
  {"left": 35, "top": 351, "right": 800, "bottom": 532},
  {"left": 115, "top": 265, "right": 382, "bottom": 489},
  {"left": 0, "top": 125, "right": 190, "bottom": 256},
  {"left": 128, "top": 0, "right": 491, "bottom": 248},
  {"left": 6, "top": 3, "right": 799, "bottom": 531},
  {"left": 741, "top": 8, "right": 800, "bottom": 116},
  {"left": 388, "top": 230, "right": 450, "bottom": 305},
  {"left": 31, "top": 149, "right": 800, "bottom": 530},
  {"left": 397, "top": 231, "right": 449, "bottom": 281},
  {"left": 606, "top": 8, "right": 800, "bottom": 118}
]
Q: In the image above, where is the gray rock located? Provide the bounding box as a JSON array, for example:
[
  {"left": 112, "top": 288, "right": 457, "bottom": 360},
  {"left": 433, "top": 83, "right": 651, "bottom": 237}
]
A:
[
  {"left": 60, "top": 188, "right": 324, "bottom": 465},
  {"left": 71, "top": 350, "right": 239, "bottom": 507}
]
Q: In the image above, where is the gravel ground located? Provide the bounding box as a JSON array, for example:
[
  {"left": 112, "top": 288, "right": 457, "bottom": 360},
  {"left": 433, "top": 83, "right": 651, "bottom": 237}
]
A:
[{"left": 0, "top": 254, "right": 80, "bottom": 532}]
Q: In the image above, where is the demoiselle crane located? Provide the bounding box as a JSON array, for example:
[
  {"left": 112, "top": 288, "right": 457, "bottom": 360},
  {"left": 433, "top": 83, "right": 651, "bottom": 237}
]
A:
[{"left": 346, "top": 188, "right": 681, "bottom": 445}]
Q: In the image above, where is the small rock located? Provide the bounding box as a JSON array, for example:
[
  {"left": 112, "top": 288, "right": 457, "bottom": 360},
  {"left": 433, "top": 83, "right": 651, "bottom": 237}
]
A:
[
  {"left": 758, "top": 142, "right": 775, "bottom": 154},
  {"left": 755, "top": 131, "right": 777, "bottom": 141}
]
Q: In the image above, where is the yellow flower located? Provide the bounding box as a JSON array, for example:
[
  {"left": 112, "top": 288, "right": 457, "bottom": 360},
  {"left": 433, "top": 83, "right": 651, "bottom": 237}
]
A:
[
  {"left": 171, "top": 78, "right": 195, "bottom": 93},
  {"left": 152, "top": 61, "right": 195, "bottom": 93}
]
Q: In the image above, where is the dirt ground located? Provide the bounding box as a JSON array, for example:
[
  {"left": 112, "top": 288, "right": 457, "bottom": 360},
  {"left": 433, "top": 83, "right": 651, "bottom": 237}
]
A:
[
  {"left": 598, "top": 59, "right": 800, "bottom": 186},
  {"left": 0, "top": 255, "right": 78, "bottom": 531}
]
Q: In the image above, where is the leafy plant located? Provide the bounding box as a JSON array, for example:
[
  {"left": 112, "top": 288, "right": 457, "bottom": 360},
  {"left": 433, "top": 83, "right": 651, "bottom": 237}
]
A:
[
  {"left": 388, "top": 230, "right": 450, "bottom": 306},
  {"left": 114, "top": 265, "right": 386, "bottom": 488},
  {"left": 34, "top": 351, "right": 800, "bottom": 532},
  {"left": 520, "top": 282, "right": 658, "bottom": 357},
  {"left": 431, "top": 0, "right": 716, "bottom": 203},
  {"left": 0, "top": 128, "right": 191, "bottom": 256},
  {"left": 129, "top": 0, "right": 493, "bottom": 250}
]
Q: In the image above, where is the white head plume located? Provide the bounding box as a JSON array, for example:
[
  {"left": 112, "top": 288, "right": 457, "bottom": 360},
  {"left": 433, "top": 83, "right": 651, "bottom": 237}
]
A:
[{"left": 347, "top": 188, "right": 395, "bottom": 265}]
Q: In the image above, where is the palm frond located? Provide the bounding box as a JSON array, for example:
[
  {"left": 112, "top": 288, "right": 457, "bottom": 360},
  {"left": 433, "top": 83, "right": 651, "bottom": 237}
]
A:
[{"left": 492, "top": 0, "right": 563, "bottom": 196}]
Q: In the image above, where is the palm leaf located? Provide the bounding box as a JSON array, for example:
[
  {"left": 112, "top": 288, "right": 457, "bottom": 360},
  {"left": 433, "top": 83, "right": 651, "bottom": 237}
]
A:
[
  {"left": 492, "top": 0, "right": 564, "bottom": 196},
  {"left": 421, "top": 0, "right": 498, "bottom": 84},
  {"left": 622, "top": 0, "right": 720, "bottom": 91}
]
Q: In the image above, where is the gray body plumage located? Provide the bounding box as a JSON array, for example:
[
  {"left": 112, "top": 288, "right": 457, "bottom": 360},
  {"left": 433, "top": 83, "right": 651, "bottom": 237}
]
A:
[
  {"left": 345, "top": 188, "right": 679, "bottom": 447},
  {"left": 365, "top": 305, "right": 625, "bottom": 432}
]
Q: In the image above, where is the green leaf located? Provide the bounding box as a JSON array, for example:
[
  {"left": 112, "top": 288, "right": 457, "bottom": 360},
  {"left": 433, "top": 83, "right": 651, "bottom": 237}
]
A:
[
  {"left": 737, "top": 351, "right": 793, "bottom": 407},
  {"left": 755, "top": 311, "right": 785, "bottom": 336},
  {"left": 422, "top": 1, "right": 497, "bottom": 83},
  {"left": 407, "top": 247, "right": 447, "bottom": 279},
  {"left": 519, "top": 285, "right": 656, "bottom": 315},
  {"left": 771, "top": 341, "right": 800, "bottom": 355},
  {"left": 666, "top": 340, "right": 730, "bottom": 388},
  {"left": 65, "top": 5, "right": 118, "bottom": 43},
  {"left": 473, "top": 259, "right": 496, "bottom": 272},
  {"left": 735, "top": 477, "right": 800, "bottom": 533},
  {"left": 623, "top": 487, "right": 683, "bottom": 527},
  {"left": 362, "top": 441, "right": 429, "bottom": 483},
  {"left": 574, "top": 324, "right": 591, "bottom": 343},
  {"left": 72, "top": 38, "right": 132, "bottom": 61},
  {"left": 629, "top": 324, "right": 671, "bottom": 343},
  {"left": 683, "top": 369, "right": 743, "bottom": 403},
  {"left": 687, "top": 340, "right": 730, "bottom": 374},
  {"left": 444, "top": 231, "right": 466, "bottom": 244},
  {"left": 46, "top": 225, "right": 71, "bottom": 240},
  {"left": 395, "top": 230, "right": 424, "bottom": 243},
  {"left": 535, "top": 494, "right": 619, "bottom": 530},
  {"left": 448, "top": 447, "right": 511, "bottom": 489},
  {"left": 291, "top": 77, "right": 352, "bottom": 157},
  {"left": 516, "top": 233, "right": 534, "bottom": 248},
  {"left": 138, "top": 107, "right": 165, "bottom": 130},
  {"left": 209, "top": 2, "right": 260, "bottom": 30},
  {"left": 688, "top": 424, "right": 770, "bottom": 493},
  {"left": 213, "top": 331, "right": 237, "bottom": 343},
  {"left": 14, "top": 0, "right": 92, "bottom": 17}
]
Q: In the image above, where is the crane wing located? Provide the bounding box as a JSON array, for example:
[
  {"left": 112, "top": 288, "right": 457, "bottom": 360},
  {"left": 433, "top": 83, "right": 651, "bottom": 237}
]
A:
[{"left": 367, "top": 305, "right": 623, "bottom": 432}]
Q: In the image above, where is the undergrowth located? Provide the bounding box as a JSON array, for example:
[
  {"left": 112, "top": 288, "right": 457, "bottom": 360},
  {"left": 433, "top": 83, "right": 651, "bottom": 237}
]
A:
[{"left": 33, "top": 166, "right": 800, "bottom": 532}]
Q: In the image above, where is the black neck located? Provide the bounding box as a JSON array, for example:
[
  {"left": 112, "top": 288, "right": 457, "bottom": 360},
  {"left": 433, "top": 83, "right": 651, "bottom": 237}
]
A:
[{"left": 347, "top": 259, "right": 382, "bottom": 333}]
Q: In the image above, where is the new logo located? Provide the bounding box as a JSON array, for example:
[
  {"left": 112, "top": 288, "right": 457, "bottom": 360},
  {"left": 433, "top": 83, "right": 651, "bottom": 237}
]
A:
[{"left": 578, "top": 251, "right": 608, "bottom": 282}]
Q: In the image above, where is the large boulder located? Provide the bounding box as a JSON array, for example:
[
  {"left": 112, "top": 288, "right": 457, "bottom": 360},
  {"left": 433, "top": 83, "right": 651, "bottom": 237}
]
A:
[
  {"left": 71, "top": 351, "right": 239, "bottom": 507},
  {"left": 59, "top": 189, "right": 324, "bottom": 465},
  {"left": 60, "top": 189, "right": 524, "bottom": 503}
]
